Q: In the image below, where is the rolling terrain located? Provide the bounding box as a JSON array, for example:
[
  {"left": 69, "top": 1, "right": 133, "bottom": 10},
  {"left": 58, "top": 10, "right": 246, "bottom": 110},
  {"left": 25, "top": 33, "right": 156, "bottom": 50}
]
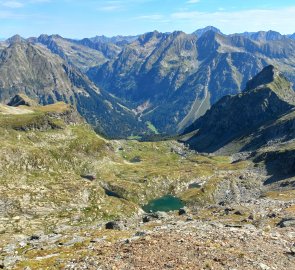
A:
[{"left": 0, "top": 94, "right": 294, "bottom": 269}]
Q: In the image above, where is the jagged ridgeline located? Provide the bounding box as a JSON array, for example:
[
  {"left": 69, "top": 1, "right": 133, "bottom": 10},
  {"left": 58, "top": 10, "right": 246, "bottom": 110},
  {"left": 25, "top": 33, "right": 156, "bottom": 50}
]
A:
[
  {"left": 1, "top": 28, "right": 295, "bottom": 138},
  {"left": 87, "top": 29, "right": 295, "bottom": 135}
]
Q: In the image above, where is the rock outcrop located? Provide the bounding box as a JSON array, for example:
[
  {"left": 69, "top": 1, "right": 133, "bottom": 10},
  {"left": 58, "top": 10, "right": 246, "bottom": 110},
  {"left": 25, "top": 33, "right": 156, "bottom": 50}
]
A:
[{"left": 7, "top": 94, "right": 38, "bottom": 107}]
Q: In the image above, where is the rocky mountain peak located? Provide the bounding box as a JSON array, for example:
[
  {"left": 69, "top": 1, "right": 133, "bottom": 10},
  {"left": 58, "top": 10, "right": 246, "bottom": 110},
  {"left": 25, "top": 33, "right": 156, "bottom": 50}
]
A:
[
  {"left": 245, "top": 65, "right": 295, "bottom": 104},
  {"left": 245, "top": 65, "right": 278, "bottom": 90},
  {"left": 6, "top": 34, "right": 26, "bottom": 44},
  {"left": 137, "top": 30, "right": 164, "bottom": 45},
  {"left": 252, "top": 30, "right": 284, "bottom": 41},
  {"left": 193, "top": 26, "right": 222, "bottom": 37},
  {"left": 37, "top": 34, "right": 50, "bottom": 42}
]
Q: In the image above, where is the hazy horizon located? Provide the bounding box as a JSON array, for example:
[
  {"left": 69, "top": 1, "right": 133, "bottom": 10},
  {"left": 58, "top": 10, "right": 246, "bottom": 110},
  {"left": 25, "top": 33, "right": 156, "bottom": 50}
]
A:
[
  {"left": 0, "top": 0, "right": 295, "bottom": 39},
  {"left": 1, "top": 26, "right": 295, "bottom": 40}
]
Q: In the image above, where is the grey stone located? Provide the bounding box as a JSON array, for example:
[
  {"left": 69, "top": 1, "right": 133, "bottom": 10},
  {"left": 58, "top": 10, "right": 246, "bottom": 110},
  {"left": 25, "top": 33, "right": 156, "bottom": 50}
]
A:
[
  {"left": 178, "top": 207, "right": 187, "bottom": 215},
  {"left": 142, "top": 211, "right": 168, "bottom": 223},
  {"left": 277, "top": 217, "right": 295, "bottom": 228},
  {"left": 258, "top": 263, "right": 270, "bottom": 270},
  {"left": 81, "top": 174, "right": 96, "bottom": 181}
]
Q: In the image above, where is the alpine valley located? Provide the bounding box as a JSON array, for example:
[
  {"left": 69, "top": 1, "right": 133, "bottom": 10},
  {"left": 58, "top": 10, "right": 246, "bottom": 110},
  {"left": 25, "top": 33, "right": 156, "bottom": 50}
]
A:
[
  {"left": 0, "top": 27, "right": 295, "bottom": 270},
  {"left": 1, "top": 27, "right": 295, "bottom": 137}
]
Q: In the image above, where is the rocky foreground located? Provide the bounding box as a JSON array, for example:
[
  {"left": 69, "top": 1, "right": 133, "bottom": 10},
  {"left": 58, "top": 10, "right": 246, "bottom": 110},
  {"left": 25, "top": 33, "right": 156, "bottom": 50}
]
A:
[{"left": 1, "top": 193, "right": 294, "bottom": 270}]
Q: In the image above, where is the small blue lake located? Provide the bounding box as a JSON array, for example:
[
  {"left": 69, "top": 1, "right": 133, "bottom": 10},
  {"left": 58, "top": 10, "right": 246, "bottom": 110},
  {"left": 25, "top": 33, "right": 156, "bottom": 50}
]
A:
[{"left": 142, "top": 195, "right": 185, "bottom": 213}]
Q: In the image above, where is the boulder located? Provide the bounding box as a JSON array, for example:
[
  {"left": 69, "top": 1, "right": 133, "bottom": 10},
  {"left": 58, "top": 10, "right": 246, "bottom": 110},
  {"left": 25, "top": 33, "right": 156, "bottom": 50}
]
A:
[
  {"left": 179, "top": 207, "right": 189, "bottom": 215},
  {"left": 277, "top": 217, "right": 295, "bottom": 228},
  {"left": 143, "top": 211, "right": 169, "bottom": 223},
  {"left": 81, "top": 174, "right": 96, "bottom": 181},
  {"left": 105, "top": 221, "right": 124, "bottom": 230},
  {"left": 28, "top": 235, "right": 40, "bottom": 241}
]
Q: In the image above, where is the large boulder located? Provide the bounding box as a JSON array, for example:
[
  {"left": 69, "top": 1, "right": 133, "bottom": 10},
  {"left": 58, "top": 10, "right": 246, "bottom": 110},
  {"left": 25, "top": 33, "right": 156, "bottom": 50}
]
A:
[{"left": 105, "top": 220, "right": 124, "bottom": 230}]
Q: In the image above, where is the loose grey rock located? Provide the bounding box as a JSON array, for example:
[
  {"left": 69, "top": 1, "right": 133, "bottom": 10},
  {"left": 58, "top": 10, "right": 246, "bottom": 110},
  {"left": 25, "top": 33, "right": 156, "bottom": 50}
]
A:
[
  {"left": 81, "top": 174, "right": 96, "bottom": 181},
  {"left": 277, "top": 217, "right": 295, "bottom": 228},
  {"left": 29, "top": 235, "right": 40, "bottom": 241},
  {"left": 142, "top": 212, "right": 169, "bottom": 223},
  {"left": 258, "top": 262, "right": 271, "bottom": 270}
]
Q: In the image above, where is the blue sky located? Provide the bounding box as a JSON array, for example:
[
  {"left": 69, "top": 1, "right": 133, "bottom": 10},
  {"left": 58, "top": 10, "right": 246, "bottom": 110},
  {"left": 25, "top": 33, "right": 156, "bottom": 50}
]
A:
[{"left": 0, "top": 0, "right": 295, "bottom": 38}]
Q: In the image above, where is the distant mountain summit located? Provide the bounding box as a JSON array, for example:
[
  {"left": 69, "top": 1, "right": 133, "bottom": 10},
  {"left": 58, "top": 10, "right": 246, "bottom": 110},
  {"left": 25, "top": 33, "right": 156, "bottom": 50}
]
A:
[
  {"left": 182, "top": 65, "right": 295, "bottom": 153},
  {"left": 5, "top": 34, "right": 26, "bottom": 44},
  {"left": 193, "top": 26, "right": 222, "bottom": 37},
  {"left": 236, "top": 30, "right": 286, "bottom": 41},
  {"left": 87, "top": 34, "right": 138, "bottom": 45}
]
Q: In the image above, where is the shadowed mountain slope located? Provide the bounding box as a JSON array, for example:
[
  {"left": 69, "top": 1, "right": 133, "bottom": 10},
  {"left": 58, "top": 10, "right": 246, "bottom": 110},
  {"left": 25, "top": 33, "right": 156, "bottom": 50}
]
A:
[
  {"left": 182, "top": 65, "right": 295, "bottom": 153},
  {"left": 0, "top": 40, "right": 145, "bottom": 138}
]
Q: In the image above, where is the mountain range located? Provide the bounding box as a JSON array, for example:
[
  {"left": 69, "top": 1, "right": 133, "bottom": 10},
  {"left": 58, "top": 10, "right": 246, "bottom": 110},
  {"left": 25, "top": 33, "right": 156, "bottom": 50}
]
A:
[
  {"left": 0, "top": 38, "right": 144, "bottom": 138},
  {"left": 1, "top": 26, "right": 295, "bottom": 138}
]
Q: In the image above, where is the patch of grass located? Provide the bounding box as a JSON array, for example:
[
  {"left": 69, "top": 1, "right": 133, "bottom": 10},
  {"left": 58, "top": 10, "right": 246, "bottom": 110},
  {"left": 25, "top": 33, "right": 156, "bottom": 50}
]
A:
[
  {"left": 263, "top": 190, "right": 295, "bottom": 201},
  {"left": 33, "top": 102, "right": 71, "bottom": 113},
  {"left": 127, "top": 135, "right": 142, "bottom": 140},
  {"left": 146, "top": 121, "right": 159, "bottom": 134}
]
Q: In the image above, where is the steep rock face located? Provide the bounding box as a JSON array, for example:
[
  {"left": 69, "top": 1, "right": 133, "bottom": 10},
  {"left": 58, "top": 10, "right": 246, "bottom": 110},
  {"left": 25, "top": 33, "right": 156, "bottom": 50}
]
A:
[
  {"left": 240, "top": 110, "right": 295, "bottom": 152},
  {"left": 7, "top": 93, "right": 38, "bottom": 107},
  {"left": 88, "top": 30, "right": 295, "bottom": 134},
  {"left": 183, "top": 66, "right": 295, "bottom": 153},
  {"left": 0, "top": 40, "right": 144, "bottom": 137},
  {"left": 0, "top": 41, "right": 78, "bottom": 102}
]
